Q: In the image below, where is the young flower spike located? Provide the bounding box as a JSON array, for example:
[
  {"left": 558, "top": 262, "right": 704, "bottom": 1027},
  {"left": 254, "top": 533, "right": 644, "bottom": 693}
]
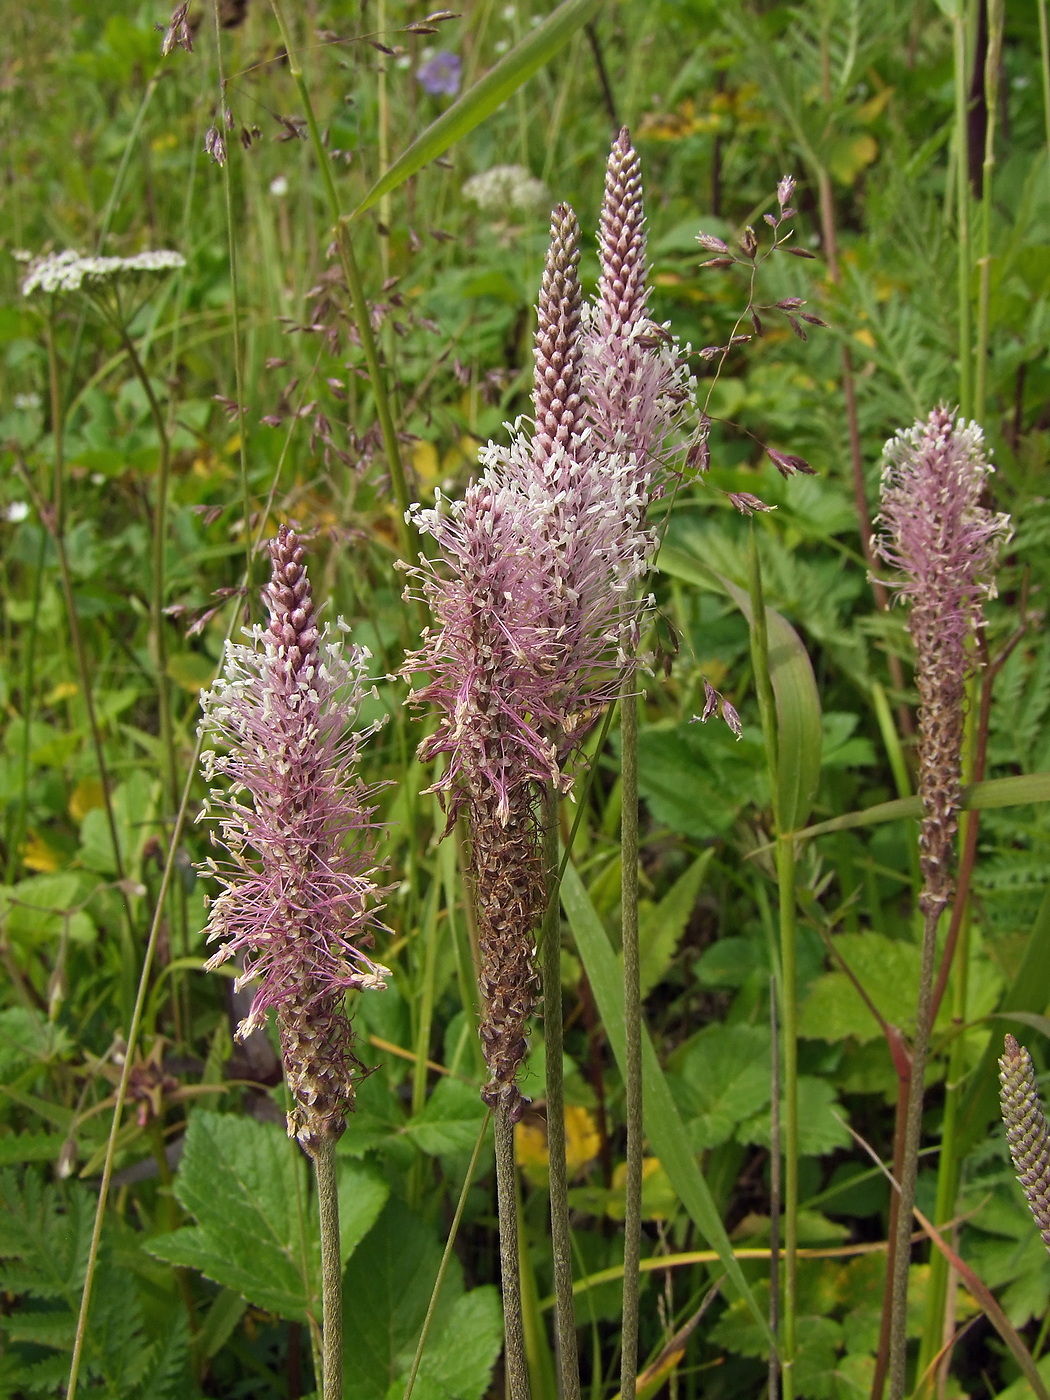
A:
[
  {"left": 873, "top": 407, "right": 1010, "bottom": 915},
  {"left": 198, "top": 526, "right": 389, "bottom": 1151},
  {"left": 999, "top": 1034, "right": 1050, "bottom": 1256}
]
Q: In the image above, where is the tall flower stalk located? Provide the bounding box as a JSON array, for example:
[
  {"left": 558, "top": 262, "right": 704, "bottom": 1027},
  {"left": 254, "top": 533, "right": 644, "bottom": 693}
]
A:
[
  {"left": 198, "top": 526, "right": 388, "bottom": 1400},
  {"left": 407, "top": 131, "right": 690, "bottom": 1400},
  {"left": 871, "top": 408, "right": 1009, "bottom": 1400}
]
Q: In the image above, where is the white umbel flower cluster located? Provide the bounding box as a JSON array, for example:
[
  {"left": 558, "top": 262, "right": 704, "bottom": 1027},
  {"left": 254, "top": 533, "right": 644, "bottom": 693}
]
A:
[
  {"left": 462, "top": 165, "right": 549, "bottom": 216},
  {"left": 20, "top": 249, "right": 185, "bottom": 297}
]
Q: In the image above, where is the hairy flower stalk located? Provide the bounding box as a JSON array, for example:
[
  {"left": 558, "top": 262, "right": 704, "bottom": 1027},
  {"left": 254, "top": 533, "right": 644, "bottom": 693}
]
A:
[
  {"left": 872, "top": 408, "right": 1009, "bottom": 1400},
  {"left": 999, "top": 1034, "right": 1050, "bottom": 1254},
  {"left": 198, "top": 526, "right": 389, "bottom": 1152}
]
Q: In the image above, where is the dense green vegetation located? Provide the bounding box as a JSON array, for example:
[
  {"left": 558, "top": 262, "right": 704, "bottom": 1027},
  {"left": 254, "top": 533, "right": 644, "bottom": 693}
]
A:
[{"left": 2, "top": 1, "right": 1050, "bottom": 1396}]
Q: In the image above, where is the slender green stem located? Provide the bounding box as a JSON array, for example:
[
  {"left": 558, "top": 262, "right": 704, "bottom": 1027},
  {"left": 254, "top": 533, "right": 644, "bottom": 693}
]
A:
[
  {"left": 747, "top": 531, "right": 795, "bottom": 1397},
  {"left": 619, "top": 680, "right": 643, "bottom": 1400},
  {"left": 212, "top": 2, "right": 254, "bottom": 589},
  {"left": 542, "top": 785, "right": 579, "bottom": 1400},
  {"left": 1038, "top": 0, "right": 1050, "bottom": 191},
  {"left": 314, "top": 1138, "right": 343, "bottom": 1400},
  {"left": 768, "top": 980, "right": 781, "bottom": 1400},
  {"left": 268, "top": 0, "right": 414, "bottom": 565},
  {"left": 404, "top": 1115, "right": 492, "bottom": 1400},
  {"left": 775, "top": 837, "right": 798, "bottom": 1400},
  {"left": 494, "top": 1110, "right": 531, "bottom": 1400},
  {"left": 974, "top": 0, "right": 1004, "bottom": 425},
  {"left": 887, "top": 905, "right": 942, "bottom": 1400},
  {"left": 114, "top": 321, "right": 178, "bottom": 817},
  {"left": 952, "top": 8, "right": 973, "bottom": 419}
]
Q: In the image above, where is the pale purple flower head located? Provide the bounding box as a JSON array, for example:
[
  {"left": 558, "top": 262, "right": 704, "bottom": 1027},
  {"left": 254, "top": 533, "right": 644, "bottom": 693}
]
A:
[
  {"left": 582, "top": 127, "right": 694, "bottom": 491},
  {"left": 873, "top": 406, "right": 1010, "bottom": 911},
  {"left": 999, "top": 1034, "right": 1050, "bottom": 1256},
  {"left": 404, "top": 134, "right": 695, "bottom": 1118},
  {"left": 198, "top": 526, "right": 388, "bottom": 1146},
  {"left": 417, "top": 50, "right": 461, "bottom": 96}
]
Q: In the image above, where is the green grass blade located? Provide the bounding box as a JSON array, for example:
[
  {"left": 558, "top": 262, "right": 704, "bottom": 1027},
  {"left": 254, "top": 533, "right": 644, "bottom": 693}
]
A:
[
  {"left": 348, "top": 0, "right": 599, "bottom": 221},
  {"left": 785, "top": 771, "right": 1050, "bottom": 842},
  {"left": 560, "top": 860, "right": 776, "bottom": 1351}
]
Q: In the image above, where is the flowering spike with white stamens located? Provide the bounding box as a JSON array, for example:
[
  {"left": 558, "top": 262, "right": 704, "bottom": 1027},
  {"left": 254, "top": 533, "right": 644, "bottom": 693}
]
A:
[{"left": 198, "top": 526, "right": 389, "bottom": 1150}]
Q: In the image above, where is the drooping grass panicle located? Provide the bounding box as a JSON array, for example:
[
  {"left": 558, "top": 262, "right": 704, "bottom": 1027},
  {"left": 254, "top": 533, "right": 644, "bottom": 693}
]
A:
[
  {"left": 999, "top": 1034, "right": 1050, "bottom": 1255},
  {"left": 198, "top": 525, "right": 389, "bottom": 1150},
  {"left": 873, "top": 406, "right": 1010, "bottom": 914}
]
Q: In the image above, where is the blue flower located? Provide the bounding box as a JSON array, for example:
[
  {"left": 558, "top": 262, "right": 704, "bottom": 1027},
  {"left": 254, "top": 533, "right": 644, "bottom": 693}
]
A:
[{"left": 416, "top": 50, "right": 461, "bottom": 97}]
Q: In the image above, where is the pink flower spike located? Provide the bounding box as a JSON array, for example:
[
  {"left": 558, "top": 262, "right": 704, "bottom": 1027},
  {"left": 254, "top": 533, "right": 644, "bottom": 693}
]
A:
[
  {"left": 198, "top": 526, "right": 389, "bottom": 1149},
  {"left": 873, "top": 406, "right": 1010, "bottom": 913}
]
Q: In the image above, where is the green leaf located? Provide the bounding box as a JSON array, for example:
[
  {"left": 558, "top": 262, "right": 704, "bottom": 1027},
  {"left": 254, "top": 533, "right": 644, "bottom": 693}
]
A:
[
  {"left": 718, "top": 574, "right": 822, "bottom": 833},
  {"left": 669, "top": 1024, "right": 772, "bottom": 1149},
  {"left": 404, "top": 1077, "right": 488, "bottom": 1158},
  {"left": 656, "top": 547, "right": 822, "bottom": 831},
  {"left": 397, "top": 1287, "right": 504, "bottom": 1400},
  {"left": 636, "top": 849, "right": 714, "bottom": 998},
  {"left": 737, "top": 1077, "right": 853, "bottom": 1157},
  {"left": 789, "top": 770, "right": 1050, "bottom": 842},
  {"left": 799, "top": 933, "right": 923, "bottom": 1043},
  {"left": 0, "top": 1132, "right": 65, "bottom": 1166},
  {"left": 342, "top": 1199, "right": 501, "bottom": 1400},
  {"left": 146, "top": 1110, "right": 388, "bottom": 1320},
  {"left": 560, "top": 860, "right": 775, "bottom": 1350},
  {"left": 636, "top": 720, "right": 762, "bottom": 839},
  {"left": 349, "top": 0, "right": 599, "bottom": 220}
]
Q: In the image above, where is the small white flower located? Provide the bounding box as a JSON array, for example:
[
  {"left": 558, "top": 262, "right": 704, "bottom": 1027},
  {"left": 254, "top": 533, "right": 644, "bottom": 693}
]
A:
[
  {"left": 21, "top": 248, "right": 185, "bottom": 297},
  {"left": 13, "top": 393, "right": 41, "bottom": 411},
  {"left": 5, "top": 502, "right": 30, "bottom": 523},
  {"left": 462, "top": 164, "right": 549, "bottom": 216},
  {"left": 269, "top": 174, "right": 289, "bottom": 197}
]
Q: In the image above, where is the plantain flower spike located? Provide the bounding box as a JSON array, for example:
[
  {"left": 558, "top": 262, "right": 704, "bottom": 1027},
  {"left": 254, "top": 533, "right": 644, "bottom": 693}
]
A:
[
  {"left": 873, "top": 407, "right": 1010, "bottom": 916},
  {"left": 198, "top": 526, "right": 389, "bottom": 1152}
]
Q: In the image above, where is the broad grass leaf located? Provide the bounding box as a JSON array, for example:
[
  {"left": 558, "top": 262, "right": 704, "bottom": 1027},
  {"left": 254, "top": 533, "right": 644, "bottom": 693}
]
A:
[
  {"left": 350, "top": 0, "right": 599, "bottom": 220},
  {"left": 560, "top": 860, "right": 775, "bottom": 1349}
]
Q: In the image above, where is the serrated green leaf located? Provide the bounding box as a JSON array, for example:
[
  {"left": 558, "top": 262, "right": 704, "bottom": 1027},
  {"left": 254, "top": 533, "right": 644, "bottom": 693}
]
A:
[
  {"left": 349, "top": 0, "right": 599, "bottom": 220},
  {"left": 147, "top": 1111, "right": 388, "bottom": 1320},
  {"left": 737, "top": 1077, "right": 852, "bottom": 1157},
  {"left": 636, "top": 849, "right": 714, "bottom": 998},
  {"left": 397, "top": 1286, "right": 503, "bottom": 1400},
  {"left": 799, "top": 933, "right": 923, "bottom": 1043},
  {"left": 0, "top": 1132, "right": 64, "bottom": 1166},
  {"left": 669, "top": 1024, "right": 772, "bottom": 1150},
  {"left": 560, "top": 859, "right": 775, "bottom": 1350},
  {"left": 404, "top": 1077, "right": 488, "bottom": 1158},
  {"left": 342, "top": 1199, "right": 500, "bottom": 1400}
]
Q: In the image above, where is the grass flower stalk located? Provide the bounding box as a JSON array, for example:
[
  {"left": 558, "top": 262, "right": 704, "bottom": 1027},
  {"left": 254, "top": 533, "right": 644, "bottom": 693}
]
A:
[
  {"left": 198, "top": 526, "right": 389, "bottom": 1400},
  {"left": 872, "top": 408, "right": 1009, "bottom": 1400}
]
